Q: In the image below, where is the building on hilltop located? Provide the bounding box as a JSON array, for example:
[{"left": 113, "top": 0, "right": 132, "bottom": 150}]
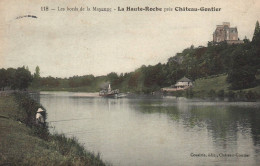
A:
[{"left": 213, "top": 22, "right": 243, "bottom": 44}]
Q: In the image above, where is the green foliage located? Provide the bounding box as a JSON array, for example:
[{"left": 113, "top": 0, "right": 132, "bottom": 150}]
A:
[
  {"left": 0, "top": 68, "right": 7, "bottom": 90},
  {"left": 0, "top": 67, "right": 33, "bottom": 90},
  {"left": 6, "top": 68, "right": 16, "bottom": 88},
  {"left": 252, "top": 20, "right": 260, "bottom": 42},
  {"left": 13, "top": 67, "right": 33, "bottom": 90},
  {"left": 192, "top": 74, "right": 229, "bottom": 95},
  {"left": 106, "top": 72, "right": 124, "bottom": 89},
  {"left": 34, "top": 66, "right": 40, "bottom": 79},
  {"left": 14, "top": 92, "right": 43, "bottom": 127},
  {"left": 41, "top": 76, "right": 60, "bottom": 87},
  {"left": 217, "top": 89, "right": 225, "bottom": 98},
  {"left": 243, "top": 36, "right": 250, "bottom": 43},
  {"left": 227, "top": 91, "right": 235, "bottom": 98},
  {"left": 208, "top": 89, "right": 216, "bottom": 97},
  {"left": 143, "top": 63, "right": 167, "bottom": 91},
  {"left": 227, "top": 42, "right": 258, "bottom": 90},
  {"left": 31, "top": 66, "right": 41, "bottom": 88}
]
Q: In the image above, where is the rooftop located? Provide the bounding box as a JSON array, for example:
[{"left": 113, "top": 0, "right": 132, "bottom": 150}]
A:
[{"left": 177, "top": 76, "right": 192, "bottom": 82}]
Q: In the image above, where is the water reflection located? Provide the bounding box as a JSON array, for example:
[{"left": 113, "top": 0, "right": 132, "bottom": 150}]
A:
[
  {"left": 40, "top": 92, "right": 260, "bottom": 166},
  {"left": 135, "top": 99, "right": 260, "bottom": 145}
]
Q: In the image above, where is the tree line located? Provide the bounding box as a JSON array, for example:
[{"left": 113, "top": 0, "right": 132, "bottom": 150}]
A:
[{"left": 0, "top": 67, "right": 33, "bottom": 90}]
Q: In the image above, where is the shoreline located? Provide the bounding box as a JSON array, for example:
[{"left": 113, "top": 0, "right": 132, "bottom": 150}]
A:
[
  {"left": 0, "top": 92, "right": 109, "bottom": 166},
  {"left": 29, "top": 74, "right": 260, "bottom": 101},
  {"left": 33, "top": 89, "right": 260, "bottom": 102}
]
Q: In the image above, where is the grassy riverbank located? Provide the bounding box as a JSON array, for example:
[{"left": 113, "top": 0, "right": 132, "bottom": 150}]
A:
[
  {"left": 192, "top": 74, "right": 260, "bottom": 98},
  {"left": 0, "top": 92, "right": 108, "bottom": 166},
  {"left": 165, "top": 74, "right": 260, "bottom": 100}
]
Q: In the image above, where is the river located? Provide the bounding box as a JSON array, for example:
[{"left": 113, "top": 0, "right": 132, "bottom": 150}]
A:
[{"left": 40, "top": 91, "right": 260, "bottom": 166}]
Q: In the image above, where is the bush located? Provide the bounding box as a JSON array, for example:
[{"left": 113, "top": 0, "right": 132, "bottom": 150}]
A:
[
  {"left": 246, "top": 91, "right": 257, "bottom": 101},
  {"left": 217, "top": 89, "right": 225, "bottom": 98},
  {"left": 208, "top": 89, "right": 216, "bottom": 97}
]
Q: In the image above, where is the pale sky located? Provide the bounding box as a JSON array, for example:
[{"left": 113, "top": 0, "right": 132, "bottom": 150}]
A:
[{"left": 0, "top": 0, "right": 259, "bottom": 77}]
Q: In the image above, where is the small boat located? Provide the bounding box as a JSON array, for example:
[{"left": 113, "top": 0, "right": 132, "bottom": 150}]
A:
[
  {"left": 116, "top": 93, "right": 127, "bottom": 98},
  {"left": 99, "top": 84, "right": 119, "bottom": 98}
]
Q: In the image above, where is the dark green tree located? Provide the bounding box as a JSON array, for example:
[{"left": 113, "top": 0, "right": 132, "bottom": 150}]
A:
[
  {"left": 0, "top": 68, "right": 7, "bottom": 90},
  {"left": 252, "top": 21, "right": 260, "bottom": 42},
  {"left": 128, "top": 71, "right": 141, "bottom": 88},
  {"left": 80, "top": 75, "right": 94, "bottom": 86},
  {"left": 32, "top": 66, "right": 41, "bottom": 88},
  {"left": 227, "top": 46, "right": 257, "bottom": 90},
  {"left": 251, "top": 20, "right": 260, "bottom": 75},
  {"left": 13, "top": 67, "right": 33, "bottom": 90},
  {"left": 243, "top": 36, "right": 250, "bottom": 43},
  {"left": 107, "top": 72, "right": 119, "bottom": 87},
  {"left": 34, "top": 66, "right": 40, "bottom": 79},
  {"left": 6, "top": 68, "right": 16, "bottom": 89},
  {"left": 143, "top": 63, "right": 167, "bottom": 92}
]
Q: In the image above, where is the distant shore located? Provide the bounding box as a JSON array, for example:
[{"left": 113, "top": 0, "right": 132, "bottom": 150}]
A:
[{"left": 29, "top": 74, "right": 260, "bottom": 101}]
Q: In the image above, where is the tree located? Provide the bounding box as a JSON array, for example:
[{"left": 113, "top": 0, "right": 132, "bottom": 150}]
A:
[
  {"left": 0, "top": 69, "right": 7, "bottom": 90},
  {"left": 32, "top": 66, "right": 41, "bottom": 88},
  {"left": 252, "top": 21, "right": 260, "bottom": 42},
  {"left": 128, "top": 71, "right": 141, "bottom": 88},
  {"left": 243, "top": 36, "right": 250, "bottom": 43},
  {"left": 227, "top": 65, "right": 256, "bottom": 90},
  {"left": 81, "top": 75, "right": 94, "bottom": 86},
  {"left": 41, "top": 76, "right": 60, "bottom": 87},
  {"left": 106, "top": 72, "right": 119, "bottom": 87},
  {"left": 227, "top": 46, "right": 257, "bottom": 90},
  {"left": 251, "top": 20, "right": 260, "bottom": 76},
  {"left": 13, "top": 67, "right": 33, "bottom": 90},
  {"left": 143, "top": 63, "right": 167, "bottom": 92},
  {"left": 34, "top": 66, "right": 40, "bottom": 79},
  {"left": 6, "top": 68, "right": 16, "bottom": 89}
]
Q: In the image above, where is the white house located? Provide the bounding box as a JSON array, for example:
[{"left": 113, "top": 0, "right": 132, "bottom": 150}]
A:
[
  {"left": 161, "top": 76, "right": 193, "bottom": 92},
  {"left": 174, "top": 76, "right": 193, "bottom": 90}
]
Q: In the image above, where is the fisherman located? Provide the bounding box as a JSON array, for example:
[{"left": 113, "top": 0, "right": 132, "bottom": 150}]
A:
[{"left": 36, "top": 107, "right": 45, "bottom": 126}]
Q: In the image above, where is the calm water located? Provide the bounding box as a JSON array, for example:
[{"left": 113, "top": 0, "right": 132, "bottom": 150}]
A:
[{"left": 40, "top": 91, "right": 260, "bottom": 166}]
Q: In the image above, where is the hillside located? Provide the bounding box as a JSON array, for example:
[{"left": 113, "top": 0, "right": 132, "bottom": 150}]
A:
[
  {"left": 193, "top": 74, "right": 229, "bottom": 94},
  {"left": 192, "top": 74, "right": 260, "bottom": 99}
]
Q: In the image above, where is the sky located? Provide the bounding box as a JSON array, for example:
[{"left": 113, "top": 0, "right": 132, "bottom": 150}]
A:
[{"left": 0, "top": 0, "right": 259, "bottom": 77}]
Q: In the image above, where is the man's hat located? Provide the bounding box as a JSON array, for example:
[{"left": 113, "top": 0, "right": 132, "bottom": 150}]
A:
[{"left": 37, "top": 108, "right": 44, "bottom": 113}]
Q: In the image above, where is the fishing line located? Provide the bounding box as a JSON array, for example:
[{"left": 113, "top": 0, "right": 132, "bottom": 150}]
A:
[{"left": 48, "top": 118, "right": 91, "bottom": 123}]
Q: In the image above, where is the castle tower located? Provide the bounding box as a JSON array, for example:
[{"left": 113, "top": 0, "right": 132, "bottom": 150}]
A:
[{"left": 213, "top": 22, "right": 243, "bottom": 44}]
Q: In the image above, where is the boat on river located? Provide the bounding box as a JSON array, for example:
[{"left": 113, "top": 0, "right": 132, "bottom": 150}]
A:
[{"left": 99, "top": 84, "right": 120, "bottom": 98}]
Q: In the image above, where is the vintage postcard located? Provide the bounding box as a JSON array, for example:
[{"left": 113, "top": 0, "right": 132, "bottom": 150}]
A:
[{"left": 0, "top": 0, "right": 260, "bottom": 165}]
